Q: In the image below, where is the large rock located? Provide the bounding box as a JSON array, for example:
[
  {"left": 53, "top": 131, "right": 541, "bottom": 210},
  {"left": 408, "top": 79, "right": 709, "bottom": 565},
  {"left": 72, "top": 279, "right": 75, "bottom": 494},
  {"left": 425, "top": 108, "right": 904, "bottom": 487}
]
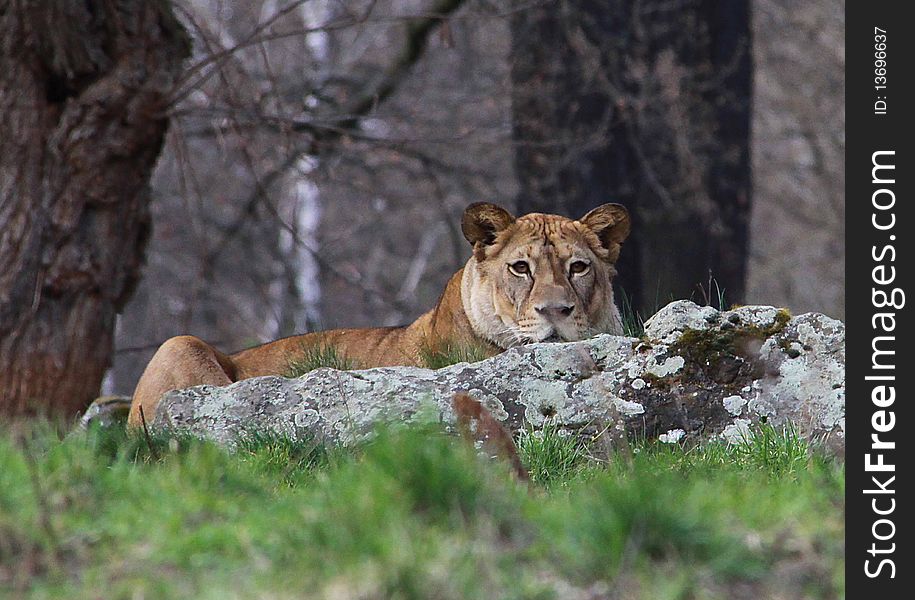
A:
[{"left": 151, "top": 301, "right": 845, "bottom": 453}]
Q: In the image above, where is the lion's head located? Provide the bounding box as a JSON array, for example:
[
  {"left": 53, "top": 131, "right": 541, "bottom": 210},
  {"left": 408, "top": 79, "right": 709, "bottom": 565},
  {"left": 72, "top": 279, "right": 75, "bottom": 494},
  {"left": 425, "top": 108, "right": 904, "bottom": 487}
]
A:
[{"left": 459, "top": 202, "right": 631, "bottom": 348}]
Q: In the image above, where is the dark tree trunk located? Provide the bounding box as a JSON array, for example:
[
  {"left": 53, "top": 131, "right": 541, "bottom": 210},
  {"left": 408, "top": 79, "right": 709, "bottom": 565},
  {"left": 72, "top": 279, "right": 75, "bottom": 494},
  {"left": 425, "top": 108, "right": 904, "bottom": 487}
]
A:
[
  {"left": 0, "top": 1, "right": 189, "bottom": 417},
  {"left": 510, "top": 0, "right": 752, "bottom": 315}
]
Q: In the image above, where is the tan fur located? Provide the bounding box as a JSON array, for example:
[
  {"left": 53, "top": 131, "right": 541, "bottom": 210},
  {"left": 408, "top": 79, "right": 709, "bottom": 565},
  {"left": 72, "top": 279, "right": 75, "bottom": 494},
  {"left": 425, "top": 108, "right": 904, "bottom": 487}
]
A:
[
  {"left": 452, "top": 392, "right": 528, "bottom": 481},
  {"left": 127, "top": 203, "right": 630, "bottom": 428}
]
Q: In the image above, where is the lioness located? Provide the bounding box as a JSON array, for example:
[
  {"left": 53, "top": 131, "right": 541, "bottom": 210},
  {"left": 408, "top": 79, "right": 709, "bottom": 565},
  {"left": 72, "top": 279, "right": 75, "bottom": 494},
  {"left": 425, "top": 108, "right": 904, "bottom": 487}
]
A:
[{"left": 127, "top": 202, "right": 630, "bottom": 427}]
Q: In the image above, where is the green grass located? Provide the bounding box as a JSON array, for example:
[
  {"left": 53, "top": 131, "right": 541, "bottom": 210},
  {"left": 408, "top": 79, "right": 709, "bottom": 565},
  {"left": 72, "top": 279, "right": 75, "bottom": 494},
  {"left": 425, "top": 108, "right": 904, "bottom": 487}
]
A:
[
  {"left": 418, "top": 341, "right": 492, "bottom": 369},
  {"left": 691, "top": 273, "right": 729, "bottom": 312},
  {"left": 618, "top": 287, "right": 648, "bottom": 338},
  {"left": 0, "top": 420, "right": 844, "bottom": 599},
  {"left": 516, "top": 420, "right": 588, "bottom": 488},
  {"left": 284, "top": 344, "right": 356, "bottom": 378},
  {"left": 283, "top": 340, "right": 488, "bottom": 375},
  {"left": 619, "top": 274, "right": 730, "bottom": 338}
]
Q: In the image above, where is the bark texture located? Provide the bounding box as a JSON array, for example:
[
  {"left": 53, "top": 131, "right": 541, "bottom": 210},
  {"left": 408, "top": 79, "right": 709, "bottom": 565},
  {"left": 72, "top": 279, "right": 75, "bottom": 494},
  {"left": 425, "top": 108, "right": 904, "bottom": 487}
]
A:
[
  {"left": 510, "top": 0, "right": 752, "bottom": 313},
  {"left": 0, "top": 1, "right": 189, "bottom": 416}
]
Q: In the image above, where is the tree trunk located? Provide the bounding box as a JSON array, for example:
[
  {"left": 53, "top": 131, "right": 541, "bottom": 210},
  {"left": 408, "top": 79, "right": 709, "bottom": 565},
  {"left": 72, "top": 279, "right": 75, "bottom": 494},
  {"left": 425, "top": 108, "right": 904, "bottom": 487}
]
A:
[
  {"left": 510, "top": 0, "right": 752, "bottom": 315},
  {"left": 0, "top": 1, "right": 189, "bottom": 417}
]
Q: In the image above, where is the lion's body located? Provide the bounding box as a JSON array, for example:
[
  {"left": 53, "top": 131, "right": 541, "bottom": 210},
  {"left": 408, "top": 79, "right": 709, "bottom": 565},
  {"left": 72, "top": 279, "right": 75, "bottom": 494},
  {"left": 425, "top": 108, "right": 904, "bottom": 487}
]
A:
[{"left": 126, "top": 203, "right": 630, "bottom": 428}]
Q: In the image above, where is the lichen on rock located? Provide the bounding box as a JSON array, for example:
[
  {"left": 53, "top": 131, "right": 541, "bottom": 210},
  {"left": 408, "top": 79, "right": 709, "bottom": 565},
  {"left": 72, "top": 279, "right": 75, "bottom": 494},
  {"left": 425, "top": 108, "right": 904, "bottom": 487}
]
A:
[{"left": 146, "top": 301, "right": 845, "bottom": 454}]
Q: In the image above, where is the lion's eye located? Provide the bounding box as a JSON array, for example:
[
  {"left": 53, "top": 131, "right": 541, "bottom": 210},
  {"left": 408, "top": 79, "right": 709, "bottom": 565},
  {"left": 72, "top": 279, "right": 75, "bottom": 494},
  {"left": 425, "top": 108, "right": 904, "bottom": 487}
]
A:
[
  {"left": 569, "top": 260, "right": 590, "bottom": 275},
  {"left": 508, "top": 261, "right": 530, "bottom": 276}
]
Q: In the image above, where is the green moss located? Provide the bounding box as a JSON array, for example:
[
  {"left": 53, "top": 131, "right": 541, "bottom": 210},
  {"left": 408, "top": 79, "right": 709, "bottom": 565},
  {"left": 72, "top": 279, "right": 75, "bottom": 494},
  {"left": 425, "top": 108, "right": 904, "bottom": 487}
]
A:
[
  {"left": 285, "top": 344, "right": 356, "bottom": 378},
  {"left": 668, "top": 308, "right": 793, "bottom": 368},
  {"left": 673, "top": 327, "right": 736, "bottom": 358},
  {"left": 638, "top": 371, "right": 672, "bottom": 390},
  {"left": 747, "top": 308, "right": 792, "bottom": 337},
  {"left": 774, "top": 307, "right": 792, "bottom": 328},
  {"left": 777, "top": 338, "right": 795, "bottom": 354}
]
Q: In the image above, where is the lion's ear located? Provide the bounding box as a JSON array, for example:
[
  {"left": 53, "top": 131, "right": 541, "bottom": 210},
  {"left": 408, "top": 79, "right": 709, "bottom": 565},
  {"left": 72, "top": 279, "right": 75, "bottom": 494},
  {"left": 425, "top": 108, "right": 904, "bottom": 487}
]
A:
[
  {"left": 461, "top": 202, "right": 516, "bottom": 246},
  {"left": 579, "top": 203, "right": 631, "bottom": 252}
]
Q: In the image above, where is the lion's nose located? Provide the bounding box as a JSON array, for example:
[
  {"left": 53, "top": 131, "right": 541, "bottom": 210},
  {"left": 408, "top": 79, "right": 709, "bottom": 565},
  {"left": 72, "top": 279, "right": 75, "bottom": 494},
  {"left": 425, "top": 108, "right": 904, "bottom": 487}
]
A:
[{"left": 535, "top": 303, "right": 575, "bottom": 319}]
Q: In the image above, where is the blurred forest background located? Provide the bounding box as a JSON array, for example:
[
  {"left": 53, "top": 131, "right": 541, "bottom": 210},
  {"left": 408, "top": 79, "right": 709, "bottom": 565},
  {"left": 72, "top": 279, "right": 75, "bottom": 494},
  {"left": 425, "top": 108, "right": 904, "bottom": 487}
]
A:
[{"left": 1, "top": 0, "right": 843, "bottom": 415}]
